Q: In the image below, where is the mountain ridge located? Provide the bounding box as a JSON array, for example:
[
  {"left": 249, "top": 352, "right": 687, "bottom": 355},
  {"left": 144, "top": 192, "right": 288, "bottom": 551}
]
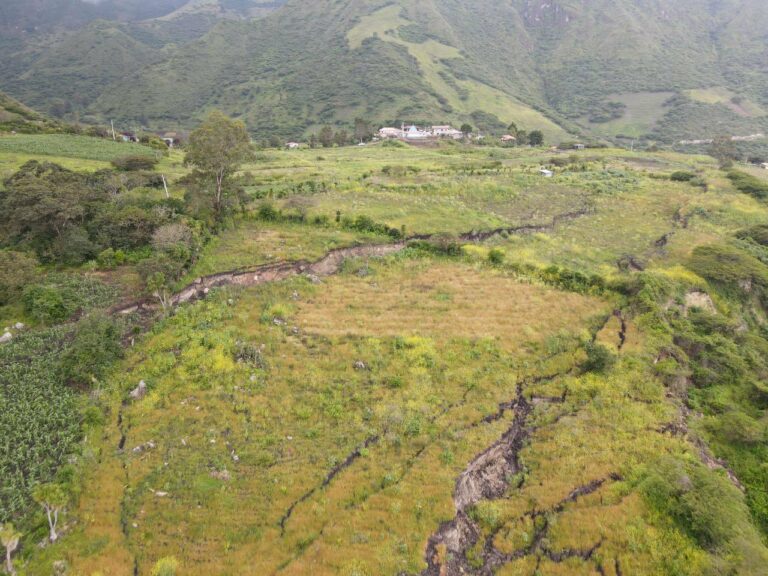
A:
[{"left": 1, "top": 0, "right": 766, "bottom": 143}]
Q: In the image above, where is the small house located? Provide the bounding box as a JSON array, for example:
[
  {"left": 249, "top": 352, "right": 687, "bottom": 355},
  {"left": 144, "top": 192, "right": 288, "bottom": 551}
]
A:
[
  {"left": 162, "top": 132, "right": 181, "bottom": 148},
  {"left": 501, "top": 135, "right": 517, "bottom": 143},
  {"left": 120, "top": 131, "right": 139, "bottom": 143},
  {"left": 378, "top": 127, "right": 405, "bottom": 139},
  {"left": 574, "top": 143, "right": 586, "bottom": 150},
  {"left": 286, "top": 142, "right": 301, "bottom": 149},
  {"left": 432, "top": 125, "right": 463, "bottom": 139},
  {"left": 539, "top": 168, "right": 554, "bottom": 178}
]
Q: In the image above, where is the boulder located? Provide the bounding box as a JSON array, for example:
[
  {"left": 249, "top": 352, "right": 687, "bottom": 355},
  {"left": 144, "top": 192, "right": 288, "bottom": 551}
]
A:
[
  {"left": 13, "top": 322, "right": 24, "bottom": 331},
  {"left": 0, "top": 332, "right": 12, "bottom": 344},
  {"left": 354, "top": 360, "right": 368, "bottom": 371},
  {"left": 129, "top": 380, "right": 148, "bottom": 400}
]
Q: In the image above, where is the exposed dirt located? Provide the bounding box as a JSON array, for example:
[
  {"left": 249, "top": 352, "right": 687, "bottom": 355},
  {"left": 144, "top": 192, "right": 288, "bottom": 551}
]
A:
[
  {"left": 614, "top": 309, "right": 628, "bottom": 350},
  {"left": 457, "top": 208, "right": 594, "bottom": 243},
  {"left": 112, "top": 207, "right": 597, "bottom": 319},
  {"left": 112, "top": 242, "right": 407, "bottom": 316}
]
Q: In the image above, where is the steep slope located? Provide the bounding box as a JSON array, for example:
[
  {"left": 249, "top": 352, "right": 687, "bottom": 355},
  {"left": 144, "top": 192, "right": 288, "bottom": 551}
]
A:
[
  {"left": 1, "top": 0, "right": 766, "bottom": 142},
  {"left": 0, "top": 90, "right": 62, "bottom": 132}
]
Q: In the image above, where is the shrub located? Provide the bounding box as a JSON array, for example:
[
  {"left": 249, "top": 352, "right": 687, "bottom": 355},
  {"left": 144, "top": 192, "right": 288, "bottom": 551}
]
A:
[
  {"left": 487, "top": 248, "right": 505, "bottom": 265},
  {"left": 727, "top": 170, "right": 768, "bottom": 200},
  {"left": 23, "top": 285, "right": 71, "bottom": 324},
  {"left": 60, "top": 314, "right": 123, "bottom": 387},
  {"left": 583, "top": 342, "right": 615, "bottom": 373},
  {"left": 690, "top": 244, "right": 768, "bottom": 292},
  {"left": 96, "top": 248, "right": 126, "bottom": 269},
  {"left": 152, "top": 223, "right": 197, "bottom": 263},
  {"left": 737, "top": 225, "right": 768, "bottom": 247},
  {"left": 111, "top": 155, "right": 159, "bottom": 171},
  {"left": 0, "top": 250, "right": 38, "bottom": 305},
  {"left": 151, "top": 557, "right": 179, "bottom": 576},
  {"left": 670, "top": 171, "right": 696, "bottom": 182},
  {"left": 257, "top": 202, "right": 281, "bottom": 221},
  {"left": 51, "top": 227, "right": 98, "bottom": 265}
]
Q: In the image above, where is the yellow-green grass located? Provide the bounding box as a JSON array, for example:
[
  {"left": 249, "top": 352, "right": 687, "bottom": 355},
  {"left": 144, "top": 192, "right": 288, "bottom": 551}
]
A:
[
  {"left": 741, "top": 164, "right": 768, "bottom": 182},
  {"left": 0, "top": 151, "right": 112, "bottom": 179},
  {"left": 580, "top": 91, "right": 675, "bottom": 138},
  {"left": 54, "top": 259, "right": 616, "bottom": 575},
  {"left": 685, "top": 87, "right": 766, "bottom": 117},
  {"left": 0, "top": 133, "right": 158, "bottom": 162},
  {"left": 492, "top": 165, "right": 768, "bottom": 275},
  {"left": 182, "top": 221, "right": 375, "bottom": 282},
  {"left": 294, "top": 187, "right": 507, "bottom": 235}
]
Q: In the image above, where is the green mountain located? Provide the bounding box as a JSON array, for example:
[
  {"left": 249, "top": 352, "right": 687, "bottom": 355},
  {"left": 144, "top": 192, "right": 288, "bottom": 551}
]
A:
[
  {"left": 0, "top": 90, "right": 62, "bottom": 132},
  {"left": 1, "top": 0, "right": 767, "bottom": 142}
]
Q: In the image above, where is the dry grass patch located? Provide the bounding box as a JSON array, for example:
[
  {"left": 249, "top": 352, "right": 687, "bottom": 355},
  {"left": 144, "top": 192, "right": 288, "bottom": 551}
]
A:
[{"left": 297, "top": 261, "right": 608, "bottom": 351}]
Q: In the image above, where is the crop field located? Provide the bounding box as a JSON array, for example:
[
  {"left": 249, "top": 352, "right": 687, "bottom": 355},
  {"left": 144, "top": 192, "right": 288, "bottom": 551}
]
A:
[
  {"left": 3, "top": 138, "right": 768, "bottom": 576},
  {"left": 0, "top": 134, "right": 157, "bottom": 162}
]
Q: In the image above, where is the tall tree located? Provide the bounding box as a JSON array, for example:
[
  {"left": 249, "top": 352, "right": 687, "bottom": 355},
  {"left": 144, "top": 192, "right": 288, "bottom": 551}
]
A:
[
  {"left": 184, "top": 111, "right": 253, "bottom": 221},
  {"left": 709, "top": 135, "right": 737, "bottom": 169},
  {"left": 460, "top": 123, "right": 473, "bottom": 138},
  {"left": 0, "top": 523, "right": 21, "bottom": 576},
  {"left": 529, "top": 130, "right": 544, "bottom": 146},
  {"left": 319, "top": 126, "right": 335, "bottom": 148},
  {"left": 354, "top": 118, "right": 372, "bottom": 143},
  {"left": 32, "top": 483, "right": 66, "bottom": 543}
]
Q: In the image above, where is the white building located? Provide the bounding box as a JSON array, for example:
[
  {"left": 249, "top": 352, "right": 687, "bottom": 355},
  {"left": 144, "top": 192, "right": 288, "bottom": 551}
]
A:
[
  {"left": 404, "top": 125, "right": 431, "bottom": 139},
  {"left": 539, "top": 168, "right": 554, "bottom": 178},
  {"left": 378, "top": 127, "right": 405, "bottom": 139},
  {"left": 286, "top": 142, "right": 301, "bottom": 149},
  {"left": 432, "top": 125, "right": 463, "bottom": 139}
]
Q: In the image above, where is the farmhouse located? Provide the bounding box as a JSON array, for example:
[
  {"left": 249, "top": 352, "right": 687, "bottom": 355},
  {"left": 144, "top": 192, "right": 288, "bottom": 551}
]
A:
[
  {"left": 161, "top": 132, "right": 181, "bottom": 148},
  {"left": 432, "top": 125, "right": 463, "bottom": 139},
  {"left": 378, "top": 127, "right": 405, "bottom": 139},
  {"left": 378, "top": 124, "right": 465, "bottom": 141}
]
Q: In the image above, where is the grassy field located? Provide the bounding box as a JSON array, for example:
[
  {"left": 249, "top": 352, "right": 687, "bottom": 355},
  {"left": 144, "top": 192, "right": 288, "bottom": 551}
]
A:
[
  {"left": 0, "top": 134, "right": 157, "bottom": 162},
  {"left": 580, "top": 91, "right": 675, "bottom": 138},
  {"left": 3, "top": 138, "right": 768, "bottom": 576},
  {"left": 684, "top": 87, "right": 766, "bottom": 118}
]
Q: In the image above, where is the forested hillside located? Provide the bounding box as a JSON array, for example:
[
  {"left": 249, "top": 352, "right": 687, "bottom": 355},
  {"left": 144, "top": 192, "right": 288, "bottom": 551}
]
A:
[{"left": 1, "top": 0, "right": 767, "bottom": 143}]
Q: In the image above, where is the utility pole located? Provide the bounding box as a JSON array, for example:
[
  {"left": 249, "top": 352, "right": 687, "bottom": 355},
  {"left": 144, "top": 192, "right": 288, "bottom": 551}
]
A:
[
  {"left": 110, "top": 120, "right": 116, "bottom": 141},
  {"left": 161, "top": 174, "right": 169, "bottom": 199}
]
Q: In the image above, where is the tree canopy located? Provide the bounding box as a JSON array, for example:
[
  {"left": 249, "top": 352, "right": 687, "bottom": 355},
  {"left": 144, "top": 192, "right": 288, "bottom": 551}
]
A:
[{"left": 183, "top": 111, "right": 253, "bottom": 221}]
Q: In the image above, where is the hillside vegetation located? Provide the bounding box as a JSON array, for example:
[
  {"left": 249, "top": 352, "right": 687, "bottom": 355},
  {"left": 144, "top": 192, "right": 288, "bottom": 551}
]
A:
[
  {"left": 0, "top": 128, "right": 767, "bottom": 575},
  {"left": 1, "top": 0, "right": 767, "bottom": 145}
]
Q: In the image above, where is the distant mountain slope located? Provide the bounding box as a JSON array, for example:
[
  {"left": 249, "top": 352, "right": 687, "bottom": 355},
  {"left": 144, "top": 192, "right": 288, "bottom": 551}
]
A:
[
  {"left": 0, "top": 90, "right": 62, "bottom": 132},
  {"left": 1, "top": 0, "right": 766, "bottom": 142}
]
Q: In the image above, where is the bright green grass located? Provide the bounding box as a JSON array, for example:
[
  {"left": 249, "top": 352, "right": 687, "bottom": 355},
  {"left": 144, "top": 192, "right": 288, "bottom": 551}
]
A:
[
  {"left": 0, "top": 134, "right": 157, "bottom": 162},
  {"left": 685, "top": 87, "right": 766, "bottom": 118},
  {"left": 582, "top": 91, "right": 675, "bottom": 138}
]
